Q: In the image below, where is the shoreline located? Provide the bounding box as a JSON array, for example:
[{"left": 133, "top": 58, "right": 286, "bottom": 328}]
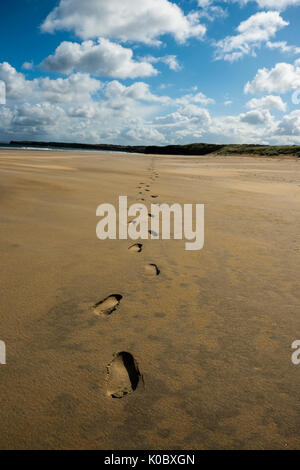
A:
[
  {"left": 0, "top": 146, "right": 299, "bottom": 161},
  {"left": 3, "top": 141, "right": 300, "bottom": 158}
]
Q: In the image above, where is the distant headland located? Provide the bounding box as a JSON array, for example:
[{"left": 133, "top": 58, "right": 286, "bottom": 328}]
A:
[{"left": 5, "top": 141, "right": 300, "bottom": 157}]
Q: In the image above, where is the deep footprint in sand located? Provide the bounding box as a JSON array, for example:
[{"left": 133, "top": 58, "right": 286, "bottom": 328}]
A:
[
  {"left": 129, "top": 243, "right": 143, "bottom": 253},
  {"left": 145, "top": 264, "right": 160, "bottom": 277},
  {"left": 107, "top": 352, "right": 142, "bottom": 399},
  {"left": 93, "top": 295, "right": 123, "bottom": 316},
  {"left": 151, "top": 195, "right": 159, "bottom": 199}
]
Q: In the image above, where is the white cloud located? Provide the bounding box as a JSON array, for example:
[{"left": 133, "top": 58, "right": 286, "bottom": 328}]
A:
[
  {"left": 2, "top": 61, "right": 300, "bottom": 146},
  {"left": 145, "top": 55, "right": 181, "bottom": 71},
  {"left": 257, "top": 0, "right": 300, "bottom": 7},
  {"left": 41, "top": 0, "right": 206, "bottom": 45},
  {"left": 235, "top": 0, "right": 300, "bottom": 10},
  {"left": 122, "top": 125, "right": 166, "bottom": 144},
  {"left": 0, "top": 62, "right": 29, "bottom": 100},
  {"left": 245, "top": 60, "right": 300, "bottom": 93},
  {"left": 22, "top": 61, "right": 34, "bottom": 70},
  {"left": 266, "top": 41, "right": 300, "bottom": 55},
  {"left": 214, "top": 11, "right": 288, "bottom": 62},
  {"left": 0, "top": 62, "right": 170, "bottom": 144},
  {"left": 42, "top": 39, "right": 158, "bottom": 79},
  {"left": 246, "top": 95, "right": 287, "bottom": 111},
  {"left": 176, "top": 91, "right": 215, "bottom": 106},
  {"left": 240, "top": 109, "right": 272, "bottom": 124},
  {"left": 197, "top": 0, "right": 228, "bottom": 21},
  {"left": 38, "top": 74, "right": 102, "bottom": 103},
  {"left": 276, "top": 110, "right": 300, "bottom": 135},
  {"left": 0, "top": 62, "right": 102, "bottom": 103},
  {"left": 103, "top": 80, "right": 170, "bottom": 104},
  {"left": 154, "top": 104, "right": 212, "bottom": 141}
]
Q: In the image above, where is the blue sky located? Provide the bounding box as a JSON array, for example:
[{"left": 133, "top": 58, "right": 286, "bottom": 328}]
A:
[{"left": 0, "top": 0, "right": 300, "bottom": 145}]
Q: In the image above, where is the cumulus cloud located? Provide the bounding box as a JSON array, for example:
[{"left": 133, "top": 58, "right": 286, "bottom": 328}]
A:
[
  {"left": 41, "top": 0, "right": 206, "bottom": 45},
  {"left": 0, "top": 61, "right": 171, "bottom": 144},
  {"left": 235, "top": 0, "right": 300, "bottom": 10},
  {"left": 145, "top": 55, "right": 181, "bottom": 71},
  {"left": 0, "top": 62, "right": 102, "bottom": 104},
  {"left": 22, "top": 61, "right": 34, "bottom": 70},
  {"left": 240, "top": 109, "right": 271, "bottom": 125},
  {"left": 214, "top": 11, "right": 288, "bottom": 62},
  {"left": 0, "top": 62, "right": 29, "bottom": 100},
  {"left": 42, "top": 39, "right": 158, "bottom": 79},
  {"left": 1, "top": 61, "right": 299, "bottom": 146},
  {"left": 276, "top": 110, "right": 300, "bottom": 135},
  {"left": 245, "top": 60, "right": 300, "bottom": 93},
  {"left": 176, "top": 91, "right": 215, "bottom": 106},
  {"left": 246, "top": 95, "right": 287, "bottom": 111},
  {"left": 122, "top": 125, "right": 166, "bottom": 144},
  {"left": 103, "top": 80, "right": 170, "bottom": 104},
  {"left": 154, "top": 104, "right": 212, "bottom": 142}
]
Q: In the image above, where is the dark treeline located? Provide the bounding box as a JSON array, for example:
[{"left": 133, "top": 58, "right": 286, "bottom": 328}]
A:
[{"left": 8, "top": 141, "right": 300, "bottom": 157}]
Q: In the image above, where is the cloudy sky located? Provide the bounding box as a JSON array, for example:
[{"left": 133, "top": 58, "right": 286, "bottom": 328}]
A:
[{"left": 0, "top": 0, "right": 300, "bottom": 145}]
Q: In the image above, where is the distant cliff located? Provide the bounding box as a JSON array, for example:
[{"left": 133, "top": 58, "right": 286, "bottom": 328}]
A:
[{"left": 9, "top": 141, "right": 300, "bottom": 157}]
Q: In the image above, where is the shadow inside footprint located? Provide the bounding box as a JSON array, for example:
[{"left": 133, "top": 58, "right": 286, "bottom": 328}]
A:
[
  {"left": 151, "top": 195, "right": 159, "bottom": 199},
  {"left": 145, "top": 264, "right": 160, "bottom": 277},
  {"left": 129, "top": 243, "right": 143, "bottom": 253},
  {"left": 93, "top": 295, "right": 123, "bottom": 316},
  {"left": 107, "top": 352, "right": 142, "bottom": 399}
]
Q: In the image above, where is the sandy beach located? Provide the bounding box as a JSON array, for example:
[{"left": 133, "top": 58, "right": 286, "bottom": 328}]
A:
[{"left": 0, "top": 148, "right": 300, "bottom": 450}]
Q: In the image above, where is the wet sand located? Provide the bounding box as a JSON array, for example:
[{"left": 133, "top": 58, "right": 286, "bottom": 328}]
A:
[{"left": 0, "top": 149, "right": 299, "bottom": 449}]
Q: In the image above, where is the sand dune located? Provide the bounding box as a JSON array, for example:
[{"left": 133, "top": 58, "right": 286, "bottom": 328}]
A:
[{"left": 0, "top": 149, "right": 299, "bottom": 449}]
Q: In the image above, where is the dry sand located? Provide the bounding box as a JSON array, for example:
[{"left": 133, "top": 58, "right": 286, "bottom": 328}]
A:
[{"left": 0, "top": 148, "right": 299, "bottom": 450}]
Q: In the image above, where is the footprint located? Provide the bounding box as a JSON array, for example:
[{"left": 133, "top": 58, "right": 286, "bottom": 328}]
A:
[
  {"left": 151, "top": 195, "right": 159, "bottom": 199},
  {"left": 145, "top": 264, "right": 160, "bottom": 277},
  {"left": 93, "top": 295, "right": 123, "bottom": 316},
  {"left": 129, "top": 243, "right": 143, "bottom": 253},
  {"left": 107, "top": 352, "right": 142, "bottom": 399}
]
